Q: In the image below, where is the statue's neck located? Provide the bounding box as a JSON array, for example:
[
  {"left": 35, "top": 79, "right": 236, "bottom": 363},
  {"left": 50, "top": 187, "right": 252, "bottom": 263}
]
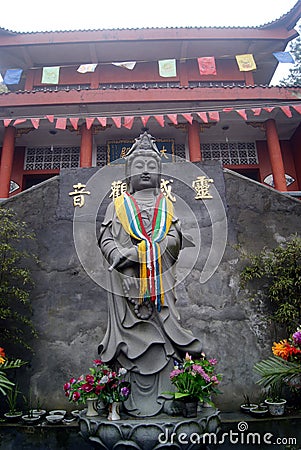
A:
[{"left": 133, "top": 189, "right": 156, "bottom": 202}]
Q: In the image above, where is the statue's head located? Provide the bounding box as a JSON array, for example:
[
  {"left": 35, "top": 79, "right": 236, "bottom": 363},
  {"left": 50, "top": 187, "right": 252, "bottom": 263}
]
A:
[{"left": 125, "top": 130, "right": 162, "bottom": 193}]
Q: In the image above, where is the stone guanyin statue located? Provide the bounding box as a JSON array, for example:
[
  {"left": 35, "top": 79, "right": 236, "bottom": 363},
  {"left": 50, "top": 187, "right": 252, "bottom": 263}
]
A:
[{"left": 98, "top": 130, "right": 202, "bottom": 417}]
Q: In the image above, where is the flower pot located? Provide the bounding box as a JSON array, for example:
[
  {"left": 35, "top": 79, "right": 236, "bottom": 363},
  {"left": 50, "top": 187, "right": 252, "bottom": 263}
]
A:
[
  {"left": 4, "top": 412, "right": 22, "bottom": 422},
  {"left": 107, "top": 402, "right": 121, "bottom": 421},
  {"left": 86, "top": 398, "right": 99, "bottom": 417},
  {"left": 264, "top": 399, "right": 286, "bottom": 416},
  {"left": 240, "top": 403, "right": 258, "bottom": 414},
  {"left": 249, "top": 406, "right": 268, "bottom": 418},
  {"left": 182, "top": 399, "right": 198, "bottom": 418}
]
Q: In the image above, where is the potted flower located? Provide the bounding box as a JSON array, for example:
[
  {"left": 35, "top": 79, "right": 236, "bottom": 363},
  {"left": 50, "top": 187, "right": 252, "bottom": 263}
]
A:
[
  {"left": 164, "top": 352, "right": 222, "bottom": 418},
  {"left": 240, "top": 394, "right": 258, "bottom": 414},
  {"left": 64, "top": 359, "right": 131, "bottom": 419},
  {"left": 253, "top": 327, "right": 301, "bottom": 416}
]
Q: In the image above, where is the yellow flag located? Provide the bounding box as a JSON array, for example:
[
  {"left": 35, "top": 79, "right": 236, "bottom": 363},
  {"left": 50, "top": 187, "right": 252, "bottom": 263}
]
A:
[{"left": 235, "top": 54, "right": 256, "bottom": 72}]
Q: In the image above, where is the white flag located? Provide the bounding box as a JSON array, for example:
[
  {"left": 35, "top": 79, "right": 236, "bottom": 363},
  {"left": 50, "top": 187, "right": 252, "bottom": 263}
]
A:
[
  {"left": 112, "top": 61, "right": 136, "bottom": 70},
  {"left": 77, "top": 64, "right": 98, "bottom": 73}
]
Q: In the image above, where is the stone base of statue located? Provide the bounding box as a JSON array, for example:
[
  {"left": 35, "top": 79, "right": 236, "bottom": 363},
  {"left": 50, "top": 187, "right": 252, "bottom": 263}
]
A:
[{"left": 78, "top": 408, "right": 220, "bottom": 449}]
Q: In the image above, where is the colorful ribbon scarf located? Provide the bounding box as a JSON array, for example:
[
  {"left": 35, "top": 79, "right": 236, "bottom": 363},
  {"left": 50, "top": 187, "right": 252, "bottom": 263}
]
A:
[{"left": 114, "top": 192, "right": 173, "bottom": 311}]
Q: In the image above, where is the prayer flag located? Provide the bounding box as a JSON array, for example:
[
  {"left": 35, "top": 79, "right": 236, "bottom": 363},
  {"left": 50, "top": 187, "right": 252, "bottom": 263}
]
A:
[
  {"left": 208, "top": 111, "right": 220, "bottom": 121},
  {"left": 197, "top": 57, "right": 216, "bottom": 76},
  {"left": 141, "top": 116, "right": 150, "bottom": 127},
  {"left": 252, "top": 108, "right": 262, "bottom": 116},
  {"left": 112, "top": 116, "right": 122, "bottom": 128},
  {"left": 123, "top": 116, "right": 134, "bottom": 129},
  {"left": 236, "top": 109, "right": 247, "bottom": 120},
  {"left": 292, "top": 105, "right": 301, "bottom": 115},
  {"left": 112, "top": 61, "right": 136, "bottom": 70},
  {"left": 264, "top": 107, "right": 274, "bottom": 113},
  {"left": 235, "top": 54, "right": 256, "bottom": 71},
  {"left": 86, "top": 118, "right": 94, "bottom": 129},
  {"left": 69, "top": 118, "right": 79, "bottom": 130},
  {"left": 3, "top": 119, "right": 12, "bottom": 127},
  {"left": 42, "top": 66, "right": 60, "bottom": 84},
  {"left": 97, "top": 117, "right": 107, "bottom": 127},
  {"left": 77, "top": 64, "right": 97, "bottom": 73},
  {"left": 55, "top": 118, "right": 67, "bottom": 129},
  {"left": 158, "top": 59, "right": 177, "bottom": 78},
  {"left": 30, "top": 118, "right": 40, "bottom": 129},
  {"left": 45, "top": 115, "right": 54, "bottom": 123},
  {"left": 223, "top": 108, "right": 233, "bottom": 113},
  {"left": 280, "top": 106, "right": 292, "bottom": 118},
  {"left": 13, "top": 119, "right": 26, "bottom": 125},
  {"left": 154, "top": 115, "right": 164, "bottom": 127},
  {"left": 196, "top": 112, "right": 208, "bottom": 123},
  {"left": 273, "top": 52, "right": 295, "bottom": 64},
  {"left": 167, "top": 114, "right": 177, "bottom": 125},
  {"left": 182, "top": 113, "right": 193, "bottom": 124},
  {"left": 3, "top": 68, "right": 23, "bottom": 85}
]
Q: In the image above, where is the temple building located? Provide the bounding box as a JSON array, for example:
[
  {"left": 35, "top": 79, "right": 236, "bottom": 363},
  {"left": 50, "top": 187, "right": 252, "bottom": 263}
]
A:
[{"left": 0, "top": 1, "right": 301, "bottom": 198}]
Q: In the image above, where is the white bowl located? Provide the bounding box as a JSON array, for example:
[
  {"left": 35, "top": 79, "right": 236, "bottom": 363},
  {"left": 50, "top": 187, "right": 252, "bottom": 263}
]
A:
[
  {"left": 22, "top": 414, "right": 40, "bottom": 423},
  {"left": 46, "top": 414, "right": 63, "bottom": 424},
  {"left": 49, "top": 409, "right": 66, "bottom": 416},
  {"left": 31, "top": 409, "right": 46, "bottom": 417}
]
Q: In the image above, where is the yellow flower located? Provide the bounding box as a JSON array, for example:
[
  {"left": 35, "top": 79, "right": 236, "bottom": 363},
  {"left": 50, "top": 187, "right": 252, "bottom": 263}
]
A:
[{"left": 272, "top": 340, "right": 290, "bottom": 360}]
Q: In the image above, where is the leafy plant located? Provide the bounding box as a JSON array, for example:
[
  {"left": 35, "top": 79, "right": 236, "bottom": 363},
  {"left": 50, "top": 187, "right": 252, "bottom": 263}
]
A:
[
  {"left": 0, "top": 348, "right": 27, "bottom": 396},
  {"left": 254, "top": 356, "right": 301, "bottom": 390},
  {"left": 5, "top": 383, "right": 21, "bottom": 414},
  {"left": 238, "top": 235, "right": 301, "bottom": 334},
  {"left": 0, "top": 207, "right": 37, "bottom": 352}
]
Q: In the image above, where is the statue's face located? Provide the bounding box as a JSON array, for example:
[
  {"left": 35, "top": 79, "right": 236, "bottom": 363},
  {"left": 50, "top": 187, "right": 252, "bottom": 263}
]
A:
[{"left": 130, "top": 155, "right": 160, "bottom": 191}]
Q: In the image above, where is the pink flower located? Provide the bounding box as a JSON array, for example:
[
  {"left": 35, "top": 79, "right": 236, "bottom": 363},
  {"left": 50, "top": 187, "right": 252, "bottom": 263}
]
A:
[
  {"left": 211, "top": 375, "right": 219, "bottom": 384},
  {"left": 209, "top": 359, "right": 217, "bottom": 365},
  {"left": 86, "top": 374, "right": 95, "bottom": 384},
  {"left": 81, "top": 383, "right": 94, "bottom": 393},
  {"left": 93, "top": 359, "right": 103, "bottom": 366},
  {"left": 170, "top": 369, "right": 183, "bottom": 379},
  {"left": 192, "top": 364, "right": 211, "bottom": 382},
  {"left": 64, "top": 382, "right": 71, "bottom": 391},
  {"left": 69, "top": 378, "right": 76, "bottom": 384},
  {"left": 72, "top": 391, "right": 81, "bottom": 401},
  {"left": 185, "top": 353, "right": 192, "bottom": 361}
]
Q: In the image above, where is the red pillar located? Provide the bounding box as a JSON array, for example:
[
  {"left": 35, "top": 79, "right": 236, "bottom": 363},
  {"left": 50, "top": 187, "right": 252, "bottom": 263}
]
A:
[
  {"left": 80, "top": 124, "right": 93, "bottom": 167},
  {"left": 265, "top": 119, "right": 287, "bottom": 191},
  {"left": 0, "top": 126, "right": 16, "bottom": 198},
  {"left": 188, "top": 121, "right": 201, "bottom": 162}
]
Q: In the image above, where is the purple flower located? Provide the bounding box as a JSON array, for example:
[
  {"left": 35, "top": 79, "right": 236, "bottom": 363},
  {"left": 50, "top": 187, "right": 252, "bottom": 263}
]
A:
[
  {"left": 170, "top": 369, "right": 183, "bottom": 379},
  {"left": 121, "top": 387, "right": 130, "bottom": 397},
  {"left": 192, "top": 364, "right": 211, "bottom": 383},
  {"left": 209, "top": 359, "right": 217, "bottom": 365},
  {"left": 293, "top": 331, "right": 301, "bottom": 346}
]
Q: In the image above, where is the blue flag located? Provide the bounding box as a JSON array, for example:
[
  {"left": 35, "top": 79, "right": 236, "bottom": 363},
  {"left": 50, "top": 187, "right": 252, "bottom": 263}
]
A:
[
  {"left": 3, "top": 68, "right": 23, "bottom": 84},
  {"left": 273, "top": 52, "right": 295, "bottom": 64}
]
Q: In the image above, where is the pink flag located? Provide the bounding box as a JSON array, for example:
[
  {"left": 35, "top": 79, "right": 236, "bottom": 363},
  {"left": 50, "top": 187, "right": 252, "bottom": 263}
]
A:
[
  {"left": 280, "top": 106, "right": 292, "bottom": 118},
  {"left": 223, "top": 108, "right": 233, "bottom": 113},
  {"left": 264, "top": 107, "right": 274, "bottom": 113},
  {"left": 3, "top": 119, "right": 12, "bottom": 127},
  {"left": 141, "top": 116, "right": 150, "bottom": 127},
  {"left": 97, "top": 117, "right": 107, "bottom": 127},
  {"left": 69, "top": 118, "right": 79, "bottom": 130},
  {"left": 252, "top": 108, "right": 262, "bottom": 116},
  {"left": 236, "top": 109, "right": 247, "bottom": 120},
  {"left": 45, "top": 115, "right": 54, "bottom": 123},
  {"left": 196, "top": 112, "right": 208, "bottom": 123},
  {"left": 112, "top": 117, "right": 122, "bottom": 128},
  {"left": 154, "top": 115, "right": 164, "bottom": 127},
  {"left": 30, "top": 118, "right": 40, "bottom": 129},
  {"left": 13, "top": 119, "right": 26, "bottom": 125},
  {"left": 182, "top": 113, "right": 193, "bottom": 124},
  {"left": 55, "top": 118, "right": 67, "bottom": 129},
  {"left": 208, "top": 111, "right": 220, "bottom": 121},
  {"left": 167, "top": 114, "right": 177, "bottom": 124},
  {"left": 292, "top": 105, "right": 301, "bottom": 115},
  {"left": 197, "top": 57, "right": 217, "bottom": 76},
  {"left": 123, "top": 116, "right": 134, "bottom": 129},
  {"left": 86, "top": 118, "right": 94, "bottom": 129}
]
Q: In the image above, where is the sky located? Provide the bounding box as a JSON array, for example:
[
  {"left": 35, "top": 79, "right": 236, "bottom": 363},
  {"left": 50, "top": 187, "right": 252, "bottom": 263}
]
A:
[{"left": 1, "top": 0, "right": 300, "bottom": 83}]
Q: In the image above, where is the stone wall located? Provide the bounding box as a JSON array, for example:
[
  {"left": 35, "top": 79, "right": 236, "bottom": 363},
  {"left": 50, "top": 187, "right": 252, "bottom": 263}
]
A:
[{"left": 2, "top": 162, "right": 301, "bottom": 412}]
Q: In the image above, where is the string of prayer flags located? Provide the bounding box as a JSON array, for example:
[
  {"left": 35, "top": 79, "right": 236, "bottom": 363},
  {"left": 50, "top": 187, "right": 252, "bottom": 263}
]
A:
[
  {"left": 141, "top": 116, "right": 150, "bottom": 127},
  {"left": 208, "top": 111, "right": 220, "bottom": 122},
  {"left": 236, "top": 109, "right": 247, "bottom": 120},
  {"left": 197, "top": 112, "right": 208, "bottom": 123},
  {"left": 154, "top": 115, "right": 165, "bottom": 127},
  {"left": 86, "top": 118, "right": 94, "bottom": 129},
  {"left": 158, "top": 59, "right": 177, "bottom": 78},
  {"left": 77, "top": 64, "right": 97, "bottom": 73},
  {"left": 252, "top": 108, "right": 262, "bottom": 116},
  {"left": 181, "top": 113, "right": 193, "bottom": 124},
  {"left": 69, "top": 118, "right": 79, "bottom": 130},
  {"left": 197, "top": 57, "right": 217, "bottom": 76},
  {"left": 97, "top": 117, "right": 107, "bottom": 127},
  {"left": 167, "top": 114, "right": 177, "bottom": 125},
  {"left": 235, "top": 54, "right": 257, "bottom": 71},
  {"left": 112, "top": 116, "right": 122, "bottom": 128},
  {"left": 42, "top": 66, "right": 60, "bottom": 84},
  {"left": 273, "top": 52, "right": 295, "bottom": 64},
  {"left": 3, "top": 68, "right": 23, "bottom": 85},
  {"left": 112, "top": 61, "right": 136, "bottom": 70},
  {"left": 30, "top": 118, "right": 40, "bottom": 129},
  {"left": 280, "top": 106, "right": 292, "bottom": 118}
]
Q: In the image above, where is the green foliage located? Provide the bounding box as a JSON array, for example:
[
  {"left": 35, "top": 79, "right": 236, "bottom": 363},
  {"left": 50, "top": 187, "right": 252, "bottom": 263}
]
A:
[
  {"left": 5, "top": 383, "right": 21, "bottom": 413},
  {"left": 0, "top": 207, "right": 37, "bottom": 352},
  {"left": 254, "top": 356, "right": 301, "bottom": 394},
  {"left": 238, "top": 235, "right": 301, "bottom": 334},
  {"left": 0, "top": 359, "right": 27, "bottom": 396},
  {"left": 280, "top": 27, "right": 301, "bottom": 87}
]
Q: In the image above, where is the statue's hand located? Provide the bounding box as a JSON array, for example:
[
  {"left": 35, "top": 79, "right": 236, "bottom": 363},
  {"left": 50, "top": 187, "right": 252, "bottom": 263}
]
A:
[{"left": 108, "top": 247, "right": 138, "bottom": 272}]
